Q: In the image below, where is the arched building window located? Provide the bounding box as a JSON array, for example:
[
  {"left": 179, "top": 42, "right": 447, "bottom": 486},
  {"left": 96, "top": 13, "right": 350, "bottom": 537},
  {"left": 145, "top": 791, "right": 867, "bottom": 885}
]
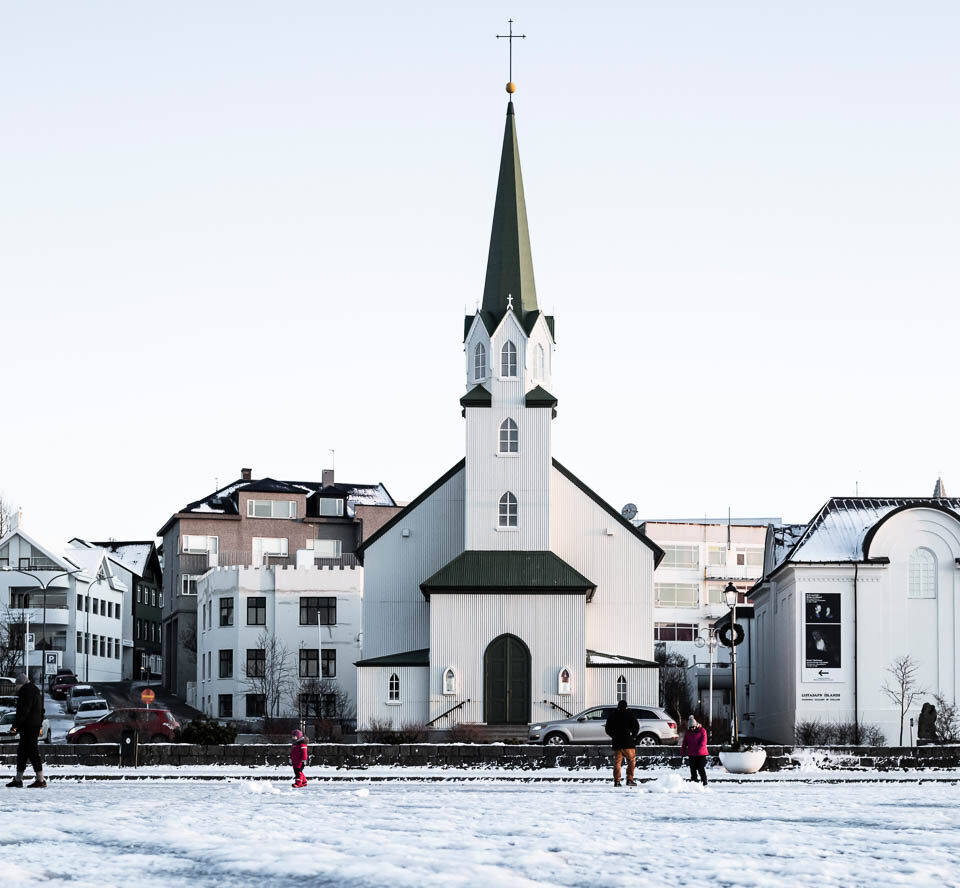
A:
[
  {"left": 443, "top": 667, "right": 457, "bottom": 695},
  {"left": 474, "top": 343, "right": 486, "bottom": 380},
  {"left": 501, "top": 341, "right": 517, "bottom": 377},
  {"left": 535, "top": 344, "right": 545, "bottom": 379},
  {"left": 498, "top": 492, "right": 518, "bottom": 527},
  {"left": 499, "top": 418, "right": 518, "bottom": 453},
  {"left": 616, "top": 675, "right": 627, "bottom": 702},
  {"left": 388, "top": 672, "right": 400, "bottom": 702},
  {"left": 908, "top": 548, "right": 936, "bottom": 599}
]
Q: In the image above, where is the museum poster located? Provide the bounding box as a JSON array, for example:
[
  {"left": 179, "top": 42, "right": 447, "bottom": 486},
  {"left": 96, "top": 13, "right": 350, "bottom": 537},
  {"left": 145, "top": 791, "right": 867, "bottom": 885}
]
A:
[{"left": 804, "top": 592, "right": 841, "bottom": 670}]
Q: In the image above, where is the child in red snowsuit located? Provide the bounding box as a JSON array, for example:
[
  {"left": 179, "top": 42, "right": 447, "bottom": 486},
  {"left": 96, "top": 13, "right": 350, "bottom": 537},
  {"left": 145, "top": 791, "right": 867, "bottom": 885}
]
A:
[{"left": 291, "top": 729, "right": 308, "bottom": 787}]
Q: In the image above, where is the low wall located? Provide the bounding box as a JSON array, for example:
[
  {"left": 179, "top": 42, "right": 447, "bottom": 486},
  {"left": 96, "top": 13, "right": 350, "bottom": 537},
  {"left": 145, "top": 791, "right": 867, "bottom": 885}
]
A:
[{"left": 4, "top": 742, "right": 959, "bottom": 771}]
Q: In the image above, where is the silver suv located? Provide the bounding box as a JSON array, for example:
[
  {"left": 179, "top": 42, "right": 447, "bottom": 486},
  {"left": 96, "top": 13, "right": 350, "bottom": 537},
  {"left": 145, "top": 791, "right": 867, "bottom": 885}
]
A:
[{"left": 529, "top": 705, "right": 679, "bottom": 746}]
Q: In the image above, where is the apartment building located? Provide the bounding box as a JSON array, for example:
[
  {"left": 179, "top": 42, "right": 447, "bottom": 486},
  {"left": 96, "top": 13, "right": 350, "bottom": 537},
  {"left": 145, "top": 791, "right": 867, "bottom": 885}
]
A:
[{"left": 157, "top": 466, "right": 399, "bottom": 699}]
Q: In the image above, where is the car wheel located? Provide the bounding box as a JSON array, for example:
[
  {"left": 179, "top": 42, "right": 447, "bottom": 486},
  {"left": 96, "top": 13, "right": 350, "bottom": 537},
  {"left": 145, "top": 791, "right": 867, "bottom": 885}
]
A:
[
  {"left": 544, "top": 732, "right": 567, "bottom": 746},
  {"left": 637, "top": 733, "right": 659, "bottom": 747},
  {"left": 77, "top": 734, "right": 96, "bottom": 744}
]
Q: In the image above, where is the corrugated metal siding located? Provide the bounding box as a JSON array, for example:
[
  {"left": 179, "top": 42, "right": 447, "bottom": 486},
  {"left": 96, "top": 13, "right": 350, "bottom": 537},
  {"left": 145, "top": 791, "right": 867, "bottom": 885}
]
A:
[
  {"left": 357, "top": 664, "right": 429, "bottom": 730},
  {"left": 360, "top": 468, "right": 465, "bottom": 660},
  {"left": 428, "top": 593, "right": 586, "bottom": 726},
  {"left": 586, "top": 667, "right": 658, "bottom": 707},
  {"left": 550, "top": 468, "right": 655, "bottom": 660}
]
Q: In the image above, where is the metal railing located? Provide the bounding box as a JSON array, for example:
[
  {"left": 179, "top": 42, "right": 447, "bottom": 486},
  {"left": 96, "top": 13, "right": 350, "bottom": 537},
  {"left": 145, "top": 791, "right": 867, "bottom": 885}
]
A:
[
  {"left": 427, "top": 699, "right": 471, "bottom": 726},
  {"left": 541, "top": 699, "right": 573, "bottom": 717}
]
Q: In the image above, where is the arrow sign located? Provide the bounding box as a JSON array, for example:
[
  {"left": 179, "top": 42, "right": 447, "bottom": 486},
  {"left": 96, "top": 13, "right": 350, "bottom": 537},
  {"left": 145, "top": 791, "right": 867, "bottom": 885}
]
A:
[{"left": 818, "top": 669, "right": 830, "bottom": 676}]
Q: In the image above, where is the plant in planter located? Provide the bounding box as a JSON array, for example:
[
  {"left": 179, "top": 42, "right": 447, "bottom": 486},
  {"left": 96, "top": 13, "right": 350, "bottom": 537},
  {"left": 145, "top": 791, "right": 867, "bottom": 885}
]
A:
[{"left": 718, "top": 739, "right": 766, "bottom": 774}]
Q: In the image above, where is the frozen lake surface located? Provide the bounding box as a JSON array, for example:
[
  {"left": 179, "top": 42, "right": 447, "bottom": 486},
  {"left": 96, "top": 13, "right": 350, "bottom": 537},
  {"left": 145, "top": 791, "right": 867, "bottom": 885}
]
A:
[{"left": 1, "top": 776, "right": 957, "bottom": 887}]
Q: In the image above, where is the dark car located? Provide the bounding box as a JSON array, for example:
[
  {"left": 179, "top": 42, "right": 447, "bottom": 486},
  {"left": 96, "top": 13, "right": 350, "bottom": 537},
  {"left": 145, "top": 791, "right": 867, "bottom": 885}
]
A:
[
  {"left": 49, "top": 668, "right": 76, "bottom": 693},
  {"left": 66, "top": 707, "right": 181, "bottom": 744},
  {"left": 51, "top": 674, "right": 79, "bottom": 699}
]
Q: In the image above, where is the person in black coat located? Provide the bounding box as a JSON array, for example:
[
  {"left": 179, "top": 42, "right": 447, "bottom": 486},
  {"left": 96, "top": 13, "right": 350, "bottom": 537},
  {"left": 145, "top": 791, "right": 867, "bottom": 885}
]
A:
[
  {"left": 604, "top": 700, "right": 639, "bottom": 787},
  {"left": 6, "top": 674, "right": 46, "bottom": 788}
]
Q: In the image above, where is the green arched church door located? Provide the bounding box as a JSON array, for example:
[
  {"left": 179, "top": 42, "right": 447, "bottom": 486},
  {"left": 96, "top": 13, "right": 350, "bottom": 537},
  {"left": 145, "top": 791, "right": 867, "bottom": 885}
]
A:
[{"left": 484, "top": 634, "right": 531, "bottom": 724}]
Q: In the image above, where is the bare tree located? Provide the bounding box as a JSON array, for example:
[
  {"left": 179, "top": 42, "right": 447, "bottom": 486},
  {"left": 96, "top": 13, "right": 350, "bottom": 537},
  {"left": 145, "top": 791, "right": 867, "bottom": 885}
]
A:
[
  {"left": 880, "top": 655, "right": 927, "bottom": 745},
  {"left": 293, "top": 676, "right": 354, "bottom": 722},
  {"left": 655, "top": 646, "right": 692, "bottom": 724},
  {"left": 243, "top": 630, "right": 294, "bottom": 720},
  {"left": 0, "top": 604, "right": 27, "bottom": 675},
  {"left": 0, "top": 493, "right": 15, "bottom": 539}
]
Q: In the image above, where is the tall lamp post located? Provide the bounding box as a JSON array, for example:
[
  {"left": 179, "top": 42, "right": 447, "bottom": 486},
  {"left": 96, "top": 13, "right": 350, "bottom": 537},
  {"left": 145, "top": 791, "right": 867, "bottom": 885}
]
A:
[
  {"left": 724, "top": 581, "right": 740, "bottom": 745},
  {"left": 694, "top": 626, "right": 719, "bottom": 742},
  {"left": 0, "top": 566, "right": 80, "bottom": 690}
]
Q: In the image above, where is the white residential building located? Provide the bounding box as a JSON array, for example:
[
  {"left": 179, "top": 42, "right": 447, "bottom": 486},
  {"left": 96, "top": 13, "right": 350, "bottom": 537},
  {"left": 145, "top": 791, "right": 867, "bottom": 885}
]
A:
[
  {"left": 0, "top": 529, "right": 127, "bottom": 684},
  {"left": 195, "top": 564, "right": 362, "bottom": 725},
  {"left": 751, "top": 492, "right": 960, "bottom": 745}
]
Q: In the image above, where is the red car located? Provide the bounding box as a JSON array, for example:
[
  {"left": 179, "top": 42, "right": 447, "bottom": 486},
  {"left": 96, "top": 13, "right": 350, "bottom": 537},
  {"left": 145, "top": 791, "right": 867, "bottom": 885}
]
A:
[
  {"left": 66, "top": 708, "right": 181, "bottom": 744},
  {"left": 50, "top": 674, "right": 79, "bottom": 700}
]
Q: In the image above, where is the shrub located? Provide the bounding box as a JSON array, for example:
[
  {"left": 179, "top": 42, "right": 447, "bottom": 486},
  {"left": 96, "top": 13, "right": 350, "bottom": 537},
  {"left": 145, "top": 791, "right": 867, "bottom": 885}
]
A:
[
  {"left": 361, "top": 719, "right": 429, "bottom": 743},
  {"left": 180, "top": 715, "right": 237, "bottom": 745},
  {"left": 794, "top": 719, "right": 884, "bottom": 746},
  {"left": 448, "top": 723, "right": 485, "bottom": 744},
  {"left": 933, "top": 694, "right": 960, "bottom": 743},
  {"left": 314, "top": 719, "right": 341, "bottom": 742},
  {"left": 795, "top": 720, "right": 829, "bottom": 745}
]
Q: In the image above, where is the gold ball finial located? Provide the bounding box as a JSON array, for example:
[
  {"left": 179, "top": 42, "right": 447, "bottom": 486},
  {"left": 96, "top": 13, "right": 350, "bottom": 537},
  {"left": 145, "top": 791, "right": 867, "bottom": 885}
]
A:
[{"left": 506, "top": 81, "right": 516, "bottom": 94}]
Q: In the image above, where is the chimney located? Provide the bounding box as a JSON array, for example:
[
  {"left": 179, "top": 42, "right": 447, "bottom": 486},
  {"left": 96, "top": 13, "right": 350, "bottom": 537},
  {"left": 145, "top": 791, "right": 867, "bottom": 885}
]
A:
[
  {"left": 241, "top": 467, "right": 252, "bottom": 481},
  {"left": 322, "top": 468, "right": 335, "bottom": 488}
]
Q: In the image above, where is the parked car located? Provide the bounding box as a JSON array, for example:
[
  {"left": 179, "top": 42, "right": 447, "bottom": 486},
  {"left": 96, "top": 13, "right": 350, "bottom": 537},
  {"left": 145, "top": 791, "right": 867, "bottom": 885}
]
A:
[
  {"left": 48, "top": 668, "right": 76, "bottom": 693},
  {"left": 0, "top": 695, "right": 19, "bottom": 713},
  {"left": 0, "top": 676, "right": 16, "bottom": 694},
  {"left": 66, "top": 684, "right": 99, "bottom": 713},
  {"left": 0, "top": 709, "right": 52, "bottom": 743},
  {"left": 528, "top": 705, "right": 679, "bottom": 746},
  {"left": 51, "top": 674, "right": 79, "bottom": 700},
  {"left": 66, "top": 708, "right": 181, "bottom": 744},
  {"left": 73, "top": 698, "right": 111, "bottom": 726}
]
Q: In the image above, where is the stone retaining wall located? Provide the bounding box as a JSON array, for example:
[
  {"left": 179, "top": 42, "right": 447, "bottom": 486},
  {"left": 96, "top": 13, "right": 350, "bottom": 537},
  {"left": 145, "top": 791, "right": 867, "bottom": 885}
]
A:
[{"left": 3, "top": 742, "right": 959, "bottom": 771}]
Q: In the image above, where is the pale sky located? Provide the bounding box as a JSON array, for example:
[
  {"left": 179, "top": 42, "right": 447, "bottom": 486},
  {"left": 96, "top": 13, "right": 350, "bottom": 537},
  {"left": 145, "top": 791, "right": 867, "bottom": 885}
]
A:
[{"left": 1, "top": 1, "right": 958, "bottom": 549}]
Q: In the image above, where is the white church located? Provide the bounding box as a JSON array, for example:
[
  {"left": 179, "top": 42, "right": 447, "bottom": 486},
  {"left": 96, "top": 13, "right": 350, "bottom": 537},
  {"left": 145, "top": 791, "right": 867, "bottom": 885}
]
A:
[{"left": 355, "top": 95, "right": 664, "bottom": 732}]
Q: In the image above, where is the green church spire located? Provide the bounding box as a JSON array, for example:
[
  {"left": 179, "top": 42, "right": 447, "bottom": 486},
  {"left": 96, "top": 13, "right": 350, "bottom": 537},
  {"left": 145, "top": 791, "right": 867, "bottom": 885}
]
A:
[{"left": 479, "top": 100, "right": 538, "bottom": 332}]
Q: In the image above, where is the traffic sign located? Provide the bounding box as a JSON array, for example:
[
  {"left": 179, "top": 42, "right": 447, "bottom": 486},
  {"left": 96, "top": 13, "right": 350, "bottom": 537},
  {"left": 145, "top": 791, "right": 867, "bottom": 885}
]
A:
[
  {"left": 25, "top": 632, "right": 35, "bottom": 652},
  {"left": 140, "top": 688, "right": 156, "bottom": 707}
]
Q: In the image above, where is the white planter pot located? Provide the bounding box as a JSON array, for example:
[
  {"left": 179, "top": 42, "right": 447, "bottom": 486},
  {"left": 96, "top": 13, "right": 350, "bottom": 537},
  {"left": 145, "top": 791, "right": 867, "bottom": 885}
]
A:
[{"left": 719, "top": 748, "right": 767, "bottom": 774}]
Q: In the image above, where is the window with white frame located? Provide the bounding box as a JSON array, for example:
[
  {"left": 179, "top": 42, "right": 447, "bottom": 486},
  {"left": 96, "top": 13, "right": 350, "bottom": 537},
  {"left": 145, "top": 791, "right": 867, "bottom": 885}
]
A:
[
  {"left": 252, "top": 537, "right": 288, "bottom": 563},
  {"left": 661, "top": 545, "right": 699, "bottom": 569},
  {"left": 499, "top": 418, "right": 518, "bottom": 453},
  {"left": 388, "top": 672, "right": 400, "bottom": 702},
  {"left": 500, "top": 340, "right": 517, "bottom": 377},
  {"left": 474, "top": 342, "right": 486, "bottom": 380},
  {"left": 654, "top": 582, "right": 699, "bottom": 607},
  {"left": 707, "top": 547, "right": 726, "bottom": 566},
  {"left": 616, "top": 675, "right": 627, "bottom": 702},
  {"left": 307, "top": 538, "right": 342, "bottom": 558},
  {"left": 908, "top": 548, "right": 936, "bottom": 599},
  {"left": 181, "top": 575, "right": 199, "bottom": 596},
  {"left": 498, "top": 492, "right": 518, "bottom": 527},
  {"left": 535, "top": 344, "right": 545, "bottom": 379},
  {"left": 247, "top": 499, "right": 297, "bottom": 519},
  {"left": 443, "top": 667, "right": 456, "bottom": 695},
  {"left": 182, "top": 535, "right": 218, "bottom": 555},
  {"left": 318, "top": 498, "right": 344, "bottom": 517},
  {"left": 654, "top": 622, "right": 699, "bottom": 641},
  {"left": 736, "top": 549, "right": 763, "bottom": 567}
]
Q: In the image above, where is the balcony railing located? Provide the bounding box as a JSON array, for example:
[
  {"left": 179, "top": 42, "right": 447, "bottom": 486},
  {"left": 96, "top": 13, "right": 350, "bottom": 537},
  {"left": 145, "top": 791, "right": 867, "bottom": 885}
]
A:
[
  {"left": 704, "top": 564, "right": 762, "bottom": 581},
  {"left": 214, "top": 551, "right": 360, "bottom": 569}
]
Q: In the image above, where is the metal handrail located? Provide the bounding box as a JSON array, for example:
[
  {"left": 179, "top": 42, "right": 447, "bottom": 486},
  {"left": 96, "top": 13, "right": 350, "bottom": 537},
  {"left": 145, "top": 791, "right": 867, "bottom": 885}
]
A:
[
  {"left": 426, "top": 698, "right": 471, "bottom": 727},
  {"left": 541, "top": 699, "right": 573, "bottom": 717}
]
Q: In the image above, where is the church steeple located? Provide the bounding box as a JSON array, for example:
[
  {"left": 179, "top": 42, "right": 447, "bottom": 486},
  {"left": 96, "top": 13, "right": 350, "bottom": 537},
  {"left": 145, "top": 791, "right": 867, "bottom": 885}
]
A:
[{"left": 479, "top": 100, "right": 538, "bottom": 333}]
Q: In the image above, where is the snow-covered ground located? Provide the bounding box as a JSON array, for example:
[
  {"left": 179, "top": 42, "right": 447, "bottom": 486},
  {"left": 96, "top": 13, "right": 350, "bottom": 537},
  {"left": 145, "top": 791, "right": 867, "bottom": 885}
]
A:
[{"left": 1, "top": 776, "right": 957, "bottom": 887}]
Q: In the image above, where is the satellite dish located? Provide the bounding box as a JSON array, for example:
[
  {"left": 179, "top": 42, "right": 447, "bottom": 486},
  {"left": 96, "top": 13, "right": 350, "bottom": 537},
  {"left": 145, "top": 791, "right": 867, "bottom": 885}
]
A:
[{"left": 621, "top": 503, "right": 638, "bottom": 521}]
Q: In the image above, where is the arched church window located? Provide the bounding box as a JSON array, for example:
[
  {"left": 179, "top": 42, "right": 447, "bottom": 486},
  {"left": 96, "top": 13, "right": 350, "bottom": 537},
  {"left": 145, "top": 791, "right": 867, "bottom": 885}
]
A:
[
  {"left": 388, "top": 672, "right": 400, "bottom": 702},
  {"left": 474, "top": 343, "right": 486, "bottom": 380},
  {"left": 616, "top": 675, "right": 627, "bottom": 702},
  {"left": 499, "top": 418, "right": 518, "bottom": 453},
  {"left": 908, "top": 548, "right": 936, "bottom": 599},
  {"left": 498, "top": 492, "right": 518, "bottom": 527},
  {"left": 443, "top": 667, "right": 457, "bottom": 695},
  {"left": 535, "top": 344, "right": 545, "bottom": 379},
  {"left": 501, "top": 341, "right": 517, "bottom": 377},
  {"left": 558, "top": 667, "right": 571, "bottom": 695}
]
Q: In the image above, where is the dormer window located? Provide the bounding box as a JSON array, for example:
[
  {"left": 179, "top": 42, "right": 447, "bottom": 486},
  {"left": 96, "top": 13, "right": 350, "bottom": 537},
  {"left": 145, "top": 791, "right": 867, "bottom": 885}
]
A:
[
  {"left": 499, "top": 418, "right": 518, "bottom": 453},
  {"left": 498, "top": 492, "right": 518, "bottom": 527},
  {"left": 501, "top": 341, "right": 517, "bottom": 377},
  {"left": 535, "top": 344, "right": 545, "bottom": 379},
  {"left": 474, "top": 342, "right": 487, "bottom": 380},
  {"left": 319, "top": 498, "right": 344, "bottom": 517},
  {"left": 247, "top": 499, "right": 296, "bottom": 519}
]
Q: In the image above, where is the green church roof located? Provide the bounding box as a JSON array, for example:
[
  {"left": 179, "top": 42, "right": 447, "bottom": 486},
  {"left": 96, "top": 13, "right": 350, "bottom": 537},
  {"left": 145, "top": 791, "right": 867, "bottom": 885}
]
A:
[{"left": 420, "top": 550, "right": 595, "bottom": 599}]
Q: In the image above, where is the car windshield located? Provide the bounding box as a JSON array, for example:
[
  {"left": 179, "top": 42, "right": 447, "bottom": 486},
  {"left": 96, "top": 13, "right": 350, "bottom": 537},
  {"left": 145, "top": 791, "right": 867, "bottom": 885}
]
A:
[{"left": 0, "top": 713, "right": 13, "bottom": 726}]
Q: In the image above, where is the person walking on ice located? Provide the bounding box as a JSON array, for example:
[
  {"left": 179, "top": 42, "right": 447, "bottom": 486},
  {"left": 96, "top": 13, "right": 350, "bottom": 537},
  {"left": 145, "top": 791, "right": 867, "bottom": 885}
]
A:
[
  {"left": 681, "top": 715, "right": 709, "bottom": 786},
  {"left": 5, "top": 673, "right": 46, "bottom": 788},
  {"left": 290, "top": 729, "right": 308, "bottom": 788},
  {"left": 604, "top": 700, "right": 639, "bottom": 787}
]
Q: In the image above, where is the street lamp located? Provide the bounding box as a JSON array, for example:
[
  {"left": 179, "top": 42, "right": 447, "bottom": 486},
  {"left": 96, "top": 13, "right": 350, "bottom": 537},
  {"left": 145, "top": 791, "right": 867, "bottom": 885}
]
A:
[
  {"left": 723, "top": 581, "right": 740, "bottom": 745},
  {"left": 694, "top": 626, "right": 719, "bottom": 742}
]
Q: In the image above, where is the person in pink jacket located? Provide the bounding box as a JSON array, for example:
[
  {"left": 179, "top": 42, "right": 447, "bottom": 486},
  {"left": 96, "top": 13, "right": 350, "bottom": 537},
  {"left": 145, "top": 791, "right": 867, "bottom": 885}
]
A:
[
  {"left": 290, "top": 729, "right": 308, "bottom": 788},
  {"left": 680, "top": 715, "right": 709, "bottom": 785}
]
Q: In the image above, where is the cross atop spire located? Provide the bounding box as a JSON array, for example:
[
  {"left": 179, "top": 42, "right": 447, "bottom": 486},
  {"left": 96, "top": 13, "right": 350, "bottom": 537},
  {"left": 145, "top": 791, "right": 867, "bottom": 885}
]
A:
[{"left": 496, "top": 18, "right": 525, "bottom": 96}]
